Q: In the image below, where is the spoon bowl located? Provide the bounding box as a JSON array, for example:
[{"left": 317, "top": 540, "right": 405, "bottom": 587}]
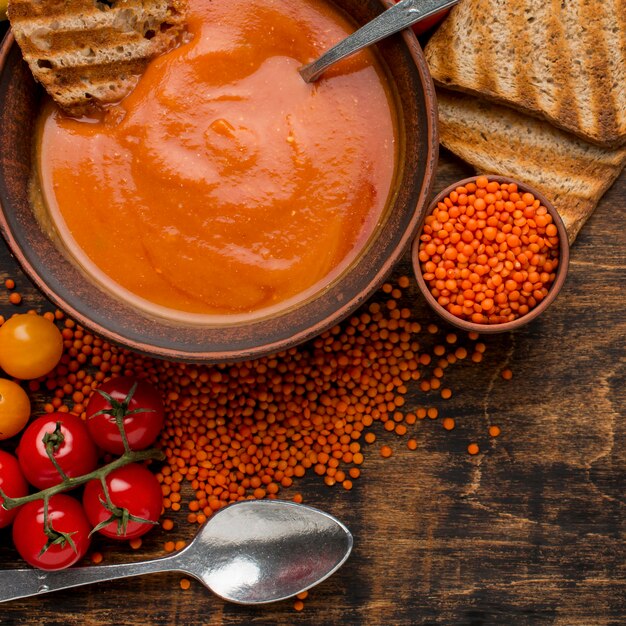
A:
[
  {"left": 0, "top": 500, "right": 353, "bottom": 605},
  {"left": 175, "top": 500, "right": 354, "bottom": 603}
]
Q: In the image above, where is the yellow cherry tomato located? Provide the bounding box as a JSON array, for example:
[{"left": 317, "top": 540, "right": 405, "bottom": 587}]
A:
[
  {"left": 0, "top": 314, "right": 63, "bottom": 379},
  {"left": 0, "top": 379, "right": 30, "bottom": 440}
]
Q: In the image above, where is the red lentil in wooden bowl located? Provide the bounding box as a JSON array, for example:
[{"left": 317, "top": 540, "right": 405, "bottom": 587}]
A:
[{"left": 411, "top": 175, "right": 569, "bottom": 334}]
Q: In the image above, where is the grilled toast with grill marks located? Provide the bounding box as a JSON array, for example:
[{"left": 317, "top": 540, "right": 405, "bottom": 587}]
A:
[
  {"left": 425, "top": 0, "right": 626, "bottom": 148},
  {"left": 8, "top": 0, "right": 187, "bottom": 115},
  {"left": 437, "top": 89, "right": 626, "bottom": 241}
]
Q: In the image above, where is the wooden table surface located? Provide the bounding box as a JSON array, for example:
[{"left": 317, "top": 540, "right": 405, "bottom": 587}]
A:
[
  {"left": 0, "top": 149, "right": 623, "bottom": 626},
  {"left": 0, "top": 1, "right": 624, "bottom": 606}
]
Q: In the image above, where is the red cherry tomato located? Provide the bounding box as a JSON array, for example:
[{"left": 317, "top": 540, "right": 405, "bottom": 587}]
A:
[
  {"left": 85, "top": 377, "right": 164, "bottom": 455},
  {"left": 17, "top": 413, "right": 98, "bottom": 490},
  {"left": 391, "top": 0, "right": 450, "bottom": 37},
  {"left": 12, "top": 494, "right": 91, "bottom": 570},
  {"left": 0, "top": 450, "right": 28, "bottom": 528},
  {"left": 83, "top": 464, "right": 163, "bottom": 540},
  {"left": 410, "top": 8, "right": 450, "bottom": 35}
]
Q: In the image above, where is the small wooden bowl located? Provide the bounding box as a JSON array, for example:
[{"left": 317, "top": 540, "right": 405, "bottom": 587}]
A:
[
  {"left": 0, "top": 0, "right": 438, "bottom": 362},
  {"left": 411, "top": 176, "right": 570, "bottom": 334}
]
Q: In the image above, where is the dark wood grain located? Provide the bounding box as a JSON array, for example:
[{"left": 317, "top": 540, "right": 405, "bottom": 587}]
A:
[
  {"left": 0, "top": 45, "right": 626, "bottom": 626},
  {"left": 0, "top": 155, "right": 624, "bottom": 625}
]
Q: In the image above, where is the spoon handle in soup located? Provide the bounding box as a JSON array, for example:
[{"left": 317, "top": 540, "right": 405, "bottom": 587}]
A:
[
  {"left": 299, "top": 0, "right": 460, "bottom": 83},
  {"left": 0, "top": 554, "right": 184, "bottom": 603}
]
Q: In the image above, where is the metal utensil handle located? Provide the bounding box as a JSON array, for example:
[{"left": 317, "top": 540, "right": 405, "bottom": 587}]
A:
[
  {"left": 0, "top": 553, "right": 184, "bottom": 603},
  {"left": 299, "top": 0, "right": 459, "bottom": 82}
]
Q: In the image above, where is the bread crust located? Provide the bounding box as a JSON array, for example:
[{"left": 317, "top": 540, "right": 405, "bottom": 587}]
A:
[{"left": 8, "top": 0, "right": 188, "bottom": 115}]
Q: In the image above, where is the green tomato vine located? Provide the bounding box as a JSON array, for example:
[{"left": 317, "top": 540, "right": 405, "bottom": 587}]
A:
[{"left": 0, "top": 383, "right": 164, "bottom": 555}]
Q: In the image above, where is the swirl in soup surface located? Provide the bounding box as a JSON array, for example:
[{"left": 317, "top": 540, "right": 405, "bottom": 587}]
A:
[{"left": 38, "top": 0, "right": 398, "bottom": 319}]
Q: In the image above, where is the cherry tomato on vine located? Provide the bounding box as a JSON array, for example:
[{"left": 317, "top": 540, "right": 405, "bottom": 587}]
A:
[
  {"left": 12, "top": 494, "right": 91, "bottom": 570},
  {"left": 85, "top": 377, "right": 164, "bottom": 455},
  {"left": 410, "top": 8, "right": 450, "bottom": 35},
  {"left": 0, "top": 378, "right": 30, "bottom": 441},
  {"left": 83, "top": 464, "right": 163, "bottom": 540},
  {"left": 16, "top": 413, "right": 98, "bottom": 489},
  {"left": 0, "top": 313, "right": 63, "bottom": 379},
  {"left": 390, "top": 0, "right": 450, "bottom": 36},
  {"left": 0, "top": 450, "right": 28, "bottom": 528}
]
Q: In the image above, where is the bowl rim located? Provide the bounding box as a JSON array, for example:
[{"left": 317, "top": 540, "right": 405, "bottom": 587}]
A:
[
  {"left": 411, "top": 174, "right": 570, "bottom": 334},
  {"left": 0, "top": 8, "right": 439, "bottom": 362}
]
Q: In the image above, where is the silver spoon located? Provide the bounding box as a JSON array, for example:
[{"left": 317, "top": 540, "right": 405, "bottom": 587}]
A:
[
  {"left": 0, "top": 500, "right": 353, "bottom": 605},
  {"left": 299, "top": 0, "right": 459, "bottom": 82}
]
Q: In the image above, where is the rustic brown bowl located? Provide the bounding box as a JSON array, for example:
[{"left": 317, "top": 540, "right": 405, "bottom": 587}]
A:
[
  {"left": 0, "top": 0, "right": 437, "bottom": 362},
  {"left": 411, "top": 175, "right": 570, "bottom": 334}
]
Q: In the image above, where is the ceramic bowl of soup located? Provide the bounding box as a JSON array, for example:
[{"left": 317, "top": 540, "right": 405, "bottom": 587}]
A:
[{"left": 0, "top": 0, "right": 437, "bottom": 362}]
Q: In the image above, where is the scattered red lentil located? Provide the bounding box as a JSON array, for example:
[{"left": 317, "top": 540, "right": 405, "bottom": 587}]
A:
[
  {"left": 180, "top": 578, "right": 191, "bottom": 591},
  {"left": 418, "top": 177, "right": 560, "bottom": 324},
  {"left": 501, "top": 368, "right": 513, "bottom": 380},
  {"left": 442, "top": 417, "right": 455, "bottom": 431},
  {"left": 90, "top": 552, "right": 103, "bottom": 565},
  {"left": 293, "top": 600, "right": 305, "bottom": 612},
  {"left": 467, "top": 443, "right": 480, "bottom": 455},
  {"left": 8, "top": 292, "right": 21, "bottom": 305},
  {"left": 441, "top": 388, "right": 452, "bottom": 400},
  {"left": 129, "top": 538, "right": 142, "bottom": 550},
  {"left": 4, "top": 279, "right": 15, "bottom": 290},
  {"left": 489, "top": 425, "right": 501, "bottom": 437},
  {"left": 10, "top": 274, "right": 508, "bottom": 584},
  {"left": 455, "top": 347, "right": 467, "bottom": 360}
]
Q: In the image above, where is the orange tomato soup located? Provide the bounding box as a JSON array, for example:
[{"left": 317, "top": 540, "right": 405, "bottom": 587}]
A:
[{"left": 37, "top": 0, "right": 398, "bottom": 321}]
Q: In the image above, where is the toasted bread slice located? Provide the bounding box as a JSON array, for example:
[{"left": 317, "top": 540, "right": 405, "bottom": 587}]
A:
[
  {"left": 8, "top": 0, "right": 187, "bottom": 115},
  {"left": 425, "top": 0, "right": 626, "bottom": 148},
  {"left": 436, "top": 89, "right": 626, "bottom": 241}
]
